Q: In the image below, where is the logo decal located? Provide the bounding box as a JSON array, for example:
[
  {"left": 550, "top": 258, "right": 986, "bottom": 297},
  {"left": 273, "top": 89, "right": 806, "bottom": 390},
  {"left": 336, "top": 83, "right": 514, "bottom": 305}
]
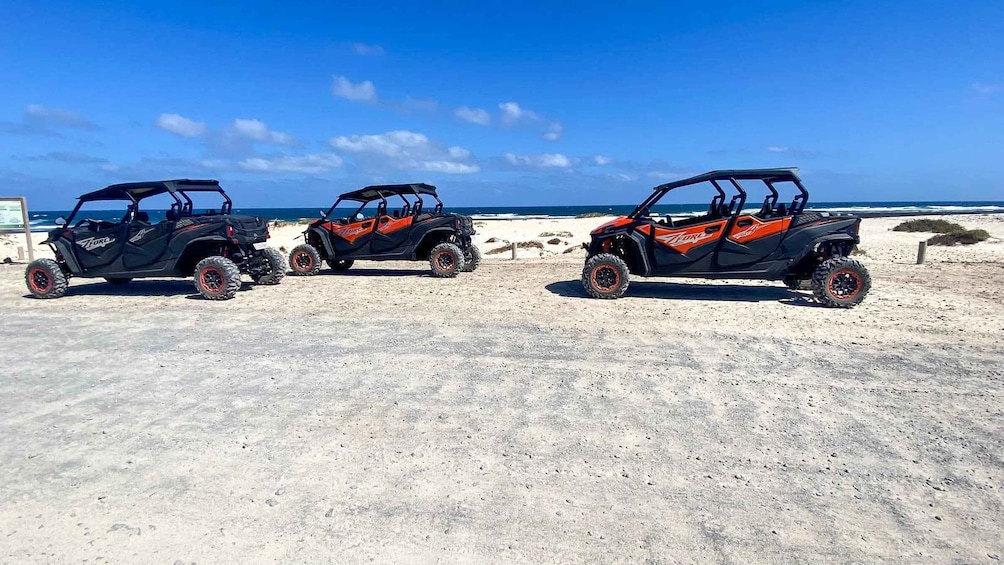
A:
[
  {"left": 731, "top": 223, "right": 763, "bottom": 241},
  {"left": 129, "top": 227, "right": 155, "bottom": 243},
  {"left": 175, "top": 218, "right": 194, "bottom": 228},
  {"left": 77, "top": 236, "right": 116, "bottom": 251},
  {"left": 656, "top": 231, "right": 714, "bottom": 248},
  {"left": 332, "top": 225, "right": 369, "bottom": 239}
]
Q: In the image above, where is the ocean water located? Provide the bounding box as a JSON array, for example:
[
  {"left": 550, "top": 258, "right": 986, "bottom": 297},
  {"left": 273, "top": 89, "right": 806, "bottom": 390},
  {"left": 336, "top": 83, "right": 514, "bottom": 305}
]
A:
[{"left": 25, "top": 201, "right": 1004, "bottom": 231}]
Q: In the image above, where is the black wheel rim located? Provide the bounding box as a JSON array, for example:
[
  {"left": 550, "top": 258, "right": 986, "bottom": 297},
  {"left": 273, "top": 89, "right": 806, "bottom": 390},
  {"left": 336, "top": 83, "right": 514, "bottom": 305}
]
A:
[
  {"left": 592, "top": 265, "right": 619, "bottom": 290},
  {"left": 294, "top": 251, "right": 313, "bottom": 270},
  {"left": 828, "top": 270, "right": 861, "bottom": 298},
  {"left": 201, "top": 267, "right": 224, "bottom": 291},
  {"left": 436, "top": 252, "right": 455, "bottom": 270},
  {"left": 30, "top": 269, "right": 51, "bottom": 292}
]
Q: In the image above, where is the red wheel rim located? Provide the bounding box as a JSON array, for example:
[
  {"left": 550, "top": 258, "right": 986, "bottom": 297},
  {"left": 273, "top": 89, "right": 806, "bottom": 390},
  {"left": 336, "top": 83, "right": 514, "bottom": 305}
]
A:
[
  {"left": 200, "top": 266, "right": 225, "bottom": 292},
  {"left": 591, "top": 264, "right": 620, "bottom": 291},
  {"left": 28, "top": 267, "right": 51, "bottom": 293},
  {"left": 293, "top": 251, "right": 314, "bottom": 271},
  {"left": 828, "top": 269, "right": 862, "bottom": 299}
]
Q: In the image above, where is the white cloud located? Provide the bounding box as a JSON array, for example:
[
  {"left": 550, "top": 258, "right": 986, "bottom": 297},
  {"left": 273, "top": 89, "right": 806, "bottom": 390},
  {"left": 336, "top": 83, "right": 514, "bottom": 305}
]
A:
[
  {"left": 350, "top": 42, "right": 385, "bottom": 56},
  {"left": 157, "top": 113, "right": 207, "bottom": 137},
  {"left": 543, "top": 122, "right": 563, "bottom": 141},
  {"left": 199, "top": 159, "right": 230, "bottom": 170},
  {"left": 238, "top": 153, "right": 343, "bottom": 174},
  {"left": 607, "top": 173, "right": 637, "bottom": 182},
  {"left": 421, "top": 161, "right": 480, "bottom": 174},
  {"left": 330, "top": 130, "right": 479, "bottom": 174},
  {"left": 593, "top": 155, "right": 613, "bottom": 166},
  {"left": 767, "top": 145, "right": 789, "bottom": 153},
  {"left": 454, "top": 106, "right": 492, "bottom": 126},
  {"left": 332, "top": 75, "right": 377, "bottom": 102},
  {"left": 647, "top": 171, "right": 681, "bottom": 180},
  {"left": 25, "top": 104, "right": 99, "bottom": 130},
  {"left": 399, "top": 97, "right": 439, "bottom": 113},
  {"left": 973, "top": 82, "right": 1003, "bottom": 94},
  {"left": 232, "top": 118, "right": 294, "bottom": 144},
  {"left": 504, "top": 152, "right": 572, "bottom": 169},
  {"left": 499, "top": 101, "right": 540, "bottom": 125}
]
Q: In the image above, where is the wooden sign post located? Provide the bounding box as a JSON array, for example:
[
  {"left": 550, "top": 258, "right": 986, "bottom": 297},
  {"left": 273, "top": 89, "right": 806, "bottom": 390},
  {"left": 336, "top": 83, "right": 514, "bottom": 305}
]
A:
[{"left": 0, "top": 197, "right": 34, "bottom": 261}]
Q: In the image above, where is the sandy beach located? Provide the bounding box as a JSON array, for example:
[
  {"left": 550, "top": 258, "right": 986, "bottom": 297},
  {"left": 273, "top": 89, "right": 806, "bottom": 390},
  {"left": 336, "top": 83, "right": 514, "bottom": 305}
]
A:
[{"left": 1, "top": 214, "right": 1002, "bottom": 564}]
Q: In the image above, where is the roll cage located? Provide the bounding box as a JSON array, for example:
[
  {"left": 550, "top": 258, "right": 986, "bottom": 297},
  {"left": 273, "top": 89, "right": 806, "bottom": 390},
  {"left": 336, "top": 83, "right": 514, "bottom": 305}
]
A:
[
  {"left": 64, "top": 179, "right": 234, "bottom": 225},
  {"left": 629, "top": 168, "right": 810, "bottom": 221},
  {"left": 320, "top": 183, "right": 445, "bottom": 221}
]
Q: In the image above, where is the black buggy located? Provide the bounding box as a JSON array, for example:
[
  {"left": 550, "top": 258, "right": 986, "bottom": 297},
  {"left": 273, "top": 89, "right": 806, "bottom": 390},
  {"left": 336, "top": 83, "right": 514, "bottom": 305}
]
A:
[
  {"left": 288, "top": 183, "right": 479, "bottom": 278},
  {"left": 24, "top": 179, "right": 285, "bottom": 300},
  {"left": 582, "top": 168, "right": 872, "bottom": 307}
]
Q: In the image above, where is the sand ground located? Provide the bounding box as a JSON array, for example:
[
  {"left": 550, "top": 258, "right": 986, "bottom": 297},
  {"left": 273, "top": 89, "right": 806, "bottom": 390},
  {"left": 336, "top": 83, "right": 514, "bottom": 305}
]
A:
[{"left": 1, "top": 215, "right": 1002, "bottom": 564}]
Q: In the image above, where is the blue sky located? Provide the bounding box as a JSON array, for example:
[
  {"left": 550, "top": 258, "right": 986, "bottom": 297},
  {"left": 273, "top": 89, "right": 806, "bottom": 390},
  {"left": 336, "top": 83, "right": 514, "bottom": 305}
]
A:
[{"left": 1, "top": 0, "right": 1002, "bottom": 209}]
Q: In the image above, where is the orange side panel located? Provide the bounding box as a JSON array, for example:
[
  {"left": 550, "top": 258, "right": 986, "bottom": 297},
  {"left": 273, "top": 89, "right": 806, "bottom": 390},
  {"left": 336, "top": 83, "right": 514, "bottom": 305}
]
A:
[
  {"left": 376, "top": 215, "right": 413, "bottom": 235},
  {"left": 727, "top": 216, "right": 792, "bottom": 244},
  {"left": 645, "top": 220, "right": 729, "bottom": 254},
  {"left": 590, "top": 216, "right": 633, "bottom": 235},
  {"left": 329, "top": 221, "right": 373, "bottom": 244}
]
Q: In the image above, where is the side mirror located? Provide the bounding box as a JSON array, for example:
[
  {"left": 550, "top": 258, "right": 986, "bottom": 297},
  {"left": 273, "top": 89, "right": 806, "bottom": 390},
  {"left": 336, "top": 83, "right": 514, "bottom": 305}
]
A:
[
  {"left": 54, "top": 216, "right": 67, "bottom": 227},
  {"left": 319, "top": 210, "right": 325, "bottom": 218}
]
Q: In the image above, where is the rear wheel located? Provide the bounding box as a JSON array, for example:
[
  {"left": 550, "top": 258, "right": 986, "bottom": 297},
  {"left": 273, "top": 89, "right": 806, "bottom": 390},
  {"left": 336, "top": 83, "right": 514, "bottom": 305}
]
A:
[
  {"left": 289, "top": 244, "right": 322, "bottom": 276},
  {"left": 193, "top": 256, "right": 242, "bottom": 300},
  {"left": 582, "top": 253, "right": 630, "bottom": 299},
  {"left": 811, "top": 256, "right": 871, "bottom": 308},
  {"left": 461, "top": 244, "right": 481, "bottom": 272},
  {"left": 105, "top": 277, "right": 132, "bottom": 285},
  {"left": 327, "top": 257, "right": 354, "bottom": 271},
  {"left": 25, "top": 259, "right": 68, "bottom": 299},
  {"left": 429, "top": 243, "right": 465, "bottom": 278},
  {"left": 253, "top": 247, "right": 286, "bottom": 285}
]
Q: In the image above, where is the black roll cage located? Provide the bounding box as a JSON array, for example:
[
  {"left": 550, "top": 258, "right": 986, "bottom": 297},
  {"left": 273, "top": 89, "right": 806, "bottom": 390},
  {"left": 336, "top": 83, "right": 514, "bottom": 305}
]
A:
[
  {"left": 65, "top": 179, "right": 233, "bottom": 225},
  {"left": 629, "top": 168, "right": 809, "bottom": 220},
  {"left": 321, "top": 183, "right": 444, "bottom": 221}
]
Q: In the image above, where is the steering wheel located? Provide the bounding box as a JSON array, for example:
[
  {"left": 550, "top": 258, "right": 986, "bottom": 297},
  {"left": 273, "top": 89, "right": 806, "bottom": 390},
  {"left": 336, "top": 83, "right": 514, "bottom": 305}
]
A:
[{"left": 74, "top": 219, "right": 98, "bottom": 230}]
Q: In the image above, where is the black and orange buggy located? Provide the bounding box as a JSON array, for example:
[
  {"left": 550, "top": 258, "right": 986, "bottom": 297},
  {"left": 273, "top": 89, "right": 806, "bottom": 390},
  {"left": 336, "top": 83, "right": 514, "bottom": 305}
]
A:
[
  {"left": 288, "top": 183, "right": 479, "bottom": 278},
  {"left": 582, "top": 168, "right": 871, "bottom": 307}
]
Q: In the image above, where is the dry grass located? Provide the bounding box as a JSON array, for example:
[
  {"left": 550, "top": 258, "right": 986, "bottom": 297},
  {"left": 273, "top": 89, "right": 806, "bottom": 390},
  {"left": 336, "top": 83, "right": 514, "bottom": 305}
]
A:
[
  {"left": 893, "top": 219, "right": 965, "bottom": 233},
  {"left": 927, "top": 229, "right": 991, "bottom": 246}
]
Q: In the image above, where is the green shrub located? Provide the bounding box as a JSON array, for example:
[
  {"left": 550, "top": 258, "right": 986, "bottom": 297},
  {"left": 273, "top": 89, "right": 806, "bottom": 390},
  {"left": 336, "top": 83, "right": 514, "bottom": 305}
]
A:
[
  {"left": 927, "top": 229, "right": 991, "bottom": 246},
  {"left": 893, "top": 219, "right": 965, "bottom": 233}
]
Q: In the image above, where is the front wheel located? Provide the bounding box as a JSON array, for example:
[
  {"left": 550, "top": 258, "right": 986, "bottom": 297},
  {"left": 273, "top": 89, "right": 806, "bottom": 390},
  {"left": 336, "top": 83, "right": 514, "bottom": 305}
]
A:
[
  {"left": 252, "top": 247, "right": 286, "bottom": 285},
  {"left": 193, "top": 256, "right": 242, "bottom": 300},
  {"left": 810, "top": 256, "right": 871, "bottom": 308},
  {"left": 289, "top": 244, "right": 322, "bottom": 276},
  {"left": 25, "top": 259, "right": 68, "bottom": 299},
  {"left": 429, "top": 243, "right": 466, "bottom": 278},
  {"left": 461, "top": 244, "right": 481, "bottom": 272},
  {"left": 582, "top": 253, "right": 630, "bottom": 299}
]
